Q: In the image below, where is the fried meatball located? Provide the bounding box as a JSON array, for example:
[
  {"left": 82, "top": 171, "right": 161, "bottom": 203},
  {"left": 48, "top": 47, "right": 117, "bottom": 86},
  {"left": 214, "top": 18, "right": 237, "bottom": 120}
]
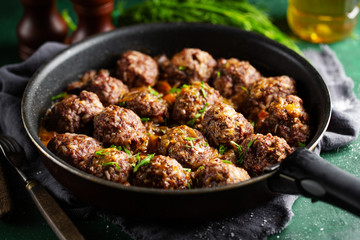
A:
[
  {"left": 115, "top": 50, "right": 158, "bottom": 88},
  {"left": 256, "top": 95, "right": 311, "bottom": 147},
  {"left": 211, "top": 58, "right": 261, "bottom": 110},
  {"left": 133, "top": 155, "right": 190, "bottom": 189},
  {"left": 201, "top": 102, "right": 254, "bottom": 148},
  {"left": 193, "top": 159, "right": 250, "bottom": 188},
  {"left": 93, "top": 105, "right": 148, "bottom": 152},
  {"left": 247, "top": 76, "right": 296, "bottom": 121},
  {"left": 172, "top": 82, "right": 222, "bottom": 126},
  {"left": 238, "top": 133, "right": 294, "bottom": 177},
  {"left": 45, "top": 90, "right": 104, "bottom": 134},
  {"left": 87, "top": 148, "right": 132, "bottom": 185},
  {"left": 120, "top": 86, "right": 169, "bottom": 123},
  {"left": 158, "top": 125, "right": 216, "bottom": 170},
  {"left": 160, "top": 48, "right": 216, "bottom": 85},
  {"left": 67, "top": 69, "right": 129, "bottom": 106},
  {"left": 47, "top": 133, "right": 102, "bottom": 171}
]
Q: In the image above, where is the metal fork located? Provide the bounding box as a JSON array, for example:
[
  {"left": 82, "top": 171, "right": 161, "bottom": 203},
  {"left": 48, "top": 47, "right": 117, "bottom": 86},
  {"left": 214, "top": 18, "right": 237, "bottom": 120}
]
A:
[{"left": 0, "top": 135, "right": 85, "bottom": 240}]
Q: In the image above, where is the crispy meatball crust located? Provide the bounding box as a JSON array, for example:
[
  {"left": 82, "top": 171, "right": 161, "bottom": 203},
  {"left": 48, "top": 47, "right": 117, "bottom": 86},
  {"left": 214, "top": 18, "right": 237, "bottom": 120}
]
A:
[
  {"left": 67, "top": 69, "right": 129, "bottom": 106},
  {"left": 133, "top": 155, "right": 190, "bottom": 189},
  {"left": 47, "top": 133, "right": 102, "bottom": 171},
  {"left": 201, "top": 102, "right": 254, "bottom": 148},
  {"left": 247, "top": 76, "right": 296, "bottom": 121},
  {"left": 45, "top": 90, "right": 104, "bottom": 134},
  {"left": 193, "top": 159, "right": 250, "bottom": 188},
  {"left": 120, "top": 86, "right": 169, "bottom": 123},
  {"left": 256, "top": 95, "right": 311, "bottom": 147},
  {"left": 239, "top": 133, "right": 294, "bottom": 177},
  {"left": 116, "top": 50, "right": 159, "bottom": 88},
  {"left": 212, "top": 58, "right": 261, "bottom": 110},
  {"left": 87, "top": 148, "right": 132, "bottom": 185},
  {"left": 160, "top": 48, "right": 216, "bottom": 85},
  {"left": 158, "top": 125, "right": 216, "bottom": 170},
  {"left": 172, "top": 82, "right": 222, "bottom": 126},
  {"left": 93, "top": 105, "right": 148, "bottom": 152}
]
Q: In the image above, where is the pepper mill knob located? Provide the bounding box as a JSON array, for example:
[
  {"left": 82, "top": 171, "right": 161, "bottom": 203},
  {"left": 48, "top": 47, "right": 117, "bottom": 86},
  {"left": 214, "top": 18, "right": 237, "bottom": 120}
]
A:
[
  {"left": 69, "top": 0, "right": 115, "bottom": 44},
  {"left": 17, "top": 0, "right": 68, "bottom": 61}
]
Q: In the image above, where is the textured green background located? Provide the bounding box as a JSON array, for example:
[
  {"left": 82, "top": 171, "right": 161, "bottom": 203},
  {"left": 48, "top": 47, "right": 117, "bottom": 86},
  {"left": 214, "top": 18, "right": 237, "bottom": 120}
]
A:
[{"left": 1, "top": 0, "right": 360, "bottom": 239}]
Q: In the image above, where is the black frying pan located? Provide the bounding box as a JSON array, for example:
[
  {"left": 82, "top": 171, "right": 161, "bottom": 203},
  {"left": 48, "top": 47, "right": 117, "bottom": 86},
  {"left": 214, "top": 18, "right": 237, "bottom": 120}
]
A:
[{"left": 21, "top": 23, "right": 360, "bottom": 220}]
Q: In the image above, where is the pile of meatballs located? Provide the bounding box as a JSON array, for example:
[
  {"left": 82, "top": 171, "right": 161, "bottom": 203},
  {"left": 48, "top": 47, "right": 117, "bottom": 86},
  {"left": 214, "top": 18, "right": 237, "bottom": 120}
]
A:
[{"left": 42, "top": 48, "right": 311, "bottom": 190}]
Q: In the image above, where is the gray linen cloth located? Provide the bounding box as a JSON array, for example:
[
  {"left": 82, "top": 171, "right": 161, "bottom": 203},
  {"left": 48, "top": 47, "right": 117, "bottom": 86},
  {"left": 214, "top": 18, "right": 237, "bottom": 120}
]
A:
[{"left": 0, "top": 42, "right": 359, "bottom": 240}]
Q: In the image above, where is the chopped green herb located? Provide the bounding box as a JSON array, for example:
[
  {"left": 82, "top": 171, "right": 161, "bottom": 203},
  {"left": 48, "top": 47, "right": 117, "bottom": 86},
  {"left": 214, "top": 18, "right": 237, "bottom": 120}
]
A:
[
  {"left": 200, "top": 81, "right": 207, "bottom": 98},
  {"left": 187, "top": 182, "right": 191, "bottom": 189},
  {"left": 51, "top": 92, "right": 66, "bottom": 101},
  {"left": 183, "top": 168, "right": 191, "bottom": 172},
  {"left": 203, "top": 142, "right": 208, "bottom": 147},
  {"left": 179, "top": 128, "right": 185, "bottom": 134},
  {"left": 198, "top": 166, "right": 204, "bottom": 170},
  {"left": 61, "top": 9, "right": 77, "bottom": 31},
  {"left": 161, "top": 129, "right": 166, "bottom": 134},
  {"left": 222, "top": 160, "right": 233, "bottom": 164},
  {"left": 298, "top": 142, "right": 306, "bottom": 147},
  {"left": 95, "top": 149, "right": 110, "bottom": 156},
  {"left": 246, "top": 138, "right": 256, "bottom": 149},
  {"left": 218, "top": 144, "right": 228, "bottom": 155},
  {"left": 178, "top": 66, "right": 186, "bottom": 71},
  {"left": 181, "top": 84, "right": 191, "bottom": 89},
  {"left": 133, "top": 153, "right": 155, "bottom": 172},
  {"left": 148, "top": 86, "right": 161, "bottom": 97},
  {"left": 119, "top": 101, "right": 126, "bottom": 107},
  {"left": 241, "top": 86, "right": 249, "bottom": 94},
  {"left": 141, "top": 117, "right": 150, "bottom": 123},
  {"left": 186, "top": 144, "right": 193, "bottom": 148},
  {"left": 101, "top": 161, "right": 120, "bottom": 171},
  {"left": 130, "top": 163, "right": 136, "bottom": 168},
  {"left": 110, "top": 144, "right": 122, "bottom": 151},
  {"left": 187, "top": 102, "right": 209, "bottom": 127},
  {"left": 169, "top": 87, "right": 181, "bottom": 93},
  {"left": 217, "top": 71, "right": 221, "bottom": 77},
  {"left": 199, "top": 103, "right": 209, "bottom": 114},
  {"left": 251, "top": 121, "right": 255, "bottom": 127},
  {"left": 170, "top": 148, "right": 174, "bottom": 153},
  {"left": 185, "top": 137, "right": 198, "bottom": 141},
  {"left": 135, "top": 153, "right": 141, "bottom": 161},
  {"left": 123, "top": 146, "right": 131, "bottom": 157}
]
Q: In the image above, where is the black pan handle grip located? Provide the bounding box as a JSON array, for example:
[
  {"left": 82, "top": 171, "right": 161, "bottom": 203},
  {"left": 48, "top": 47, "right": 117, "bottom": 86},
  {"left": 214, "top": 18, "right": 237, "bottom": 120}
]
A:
[
  {"left": 26, "top": 180, "right": 85, "bottom": 240},
  {"left": 268, "top": 148, "right": 360, "bottom": 216}
]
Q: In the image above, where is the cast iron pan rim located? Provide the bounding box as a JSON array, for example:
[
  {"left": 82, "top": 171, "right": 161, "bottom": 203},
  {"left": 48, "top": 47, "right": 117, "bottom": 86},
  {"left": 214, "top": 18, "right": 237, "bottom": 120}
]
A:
[{"left": 21, "top": 22, "right": 331, "bottom": 195}]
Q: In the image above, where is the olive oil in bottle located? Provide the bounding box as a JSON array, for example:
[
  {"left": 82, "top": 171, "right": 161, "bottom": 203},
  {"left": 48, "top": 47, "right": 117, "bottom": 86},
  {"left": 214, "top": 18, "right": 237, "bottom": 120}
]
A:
[{"left": 287, "top": 0, "right": 359, "bottom": 43}]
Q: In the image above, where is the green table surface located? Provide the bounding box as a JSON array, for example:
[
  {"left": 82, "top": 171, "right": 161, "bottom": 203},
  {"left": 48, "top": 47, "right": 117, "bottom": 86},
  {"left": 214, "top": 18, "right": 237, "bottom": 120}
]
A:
[{"left": 1, "top": 0, "right": 360, "bottom": 239}]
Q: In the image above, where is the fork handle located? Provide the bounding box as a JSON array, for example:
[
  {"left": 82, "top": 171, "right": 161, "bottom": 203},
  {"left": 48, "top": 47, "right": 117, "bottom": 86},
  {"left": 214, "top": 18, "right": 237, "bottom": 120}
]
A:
[
  {"left": 0, "top": 161, "right": 12, "bottom": 218},
  {"left": 26, "top": 180, "right": 85, "bottom": 240}
]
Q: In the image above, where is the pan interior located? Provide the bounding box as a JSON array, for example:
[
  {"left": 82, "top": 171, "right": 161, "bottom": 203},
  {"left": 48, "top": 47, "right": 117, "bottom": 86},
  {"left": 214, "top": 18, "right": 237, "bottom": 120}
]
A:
[{"left": 21, "top": 22, "right": 331, "bottom": 194}]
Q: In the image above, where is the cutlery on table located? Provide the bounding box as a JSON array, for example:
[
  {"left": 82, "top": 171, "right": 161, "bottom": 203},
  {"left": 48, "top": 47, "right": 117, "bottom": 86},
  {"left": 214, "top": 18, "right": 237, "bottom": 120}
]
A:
[{"left": 0, "top": 135, "right": 85, "bottom": 240}]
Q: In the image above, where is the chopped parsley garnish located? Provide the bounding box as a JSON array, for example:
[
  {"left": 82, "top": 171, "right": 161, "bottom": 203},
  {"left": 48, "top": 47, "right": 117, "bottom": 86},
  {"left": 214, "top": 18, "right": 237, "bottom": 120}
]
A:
[
  {"left": 198, "top": 166, "right": 204, "bottom": 170},
  {"left": 218, "top": 144, "right": 228, "bottom": 155},
  {"left": 119, "top": 101, "right": 126, "bottom": 107},
  {"left": 109, "top": 144, "right": 122, "bottom": 151},
  {"left": 51, "top": 92, "right": 66, "bottom": 101},
  {"left": 183, "top": 168, "right": 191, "bottom": 172},
  {"left": 148, "top": 86, "right": 162, "bottom": 97},
  {"left": 123, "top": 146, "right": 131, "bottom": 157},
  {"left": 185, "top": 137, "right": 198, "bottom": 141},
  {"left": 169, "top": 87, "right": 181, "bottom": 93},
  {"left": 181, "top": 84, "right": 191, "bottom": 89},
  {"left": 178, "top": 66, "right": 186, "bottom": 71},
  {"left": 186, "top": 144, "right": 193, "bottom": 148},
  {"left": 187, "top": 182, "right": 191, "bottom": 189},
  {"left": 217, "top": 71, "right": 221, "bottom": 77},
  {"left": 95, "top": 149, "right": 110, "bottom": 156},
  {"left": 241, "top": 86, "right": 249, "bottom": 94},
  {"left": 133, "top": 153, "right": 155, "bottom": 172},
  {"left": 101, "top": 162, "right": 120, "bottom": 171},
  {"left": 251, "top": 121, "right": 255, "bottom": 127},
  {"left": 222, "top": 160, "right": 233, "bottom": 164},
  {"left": 161, "top": 129, "right": 166, "bottom": 134},
  {"left": 203, "top": 142, "right": 208, "bottom": 147},
  {"left": 187, "top": 102, "right": 209, "bottom": 127},
  {"left": 141, "top": 117, "right": 150, "bottom": 123},
  {"left": 231, "top": 138, "right": 256, "bottom": 164},
  {"left": 298, "top": 142, "right": 306, "bottom": 147},
  {"left": 200, "top": 81, "right": 207, "bottom": 98}
]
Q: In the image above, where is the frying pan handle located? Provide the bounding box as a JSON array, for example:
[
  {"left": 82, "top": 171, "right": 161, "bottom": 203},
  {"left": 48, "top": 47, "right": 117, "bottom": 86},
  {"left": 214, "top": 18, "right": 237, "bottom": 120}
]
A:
[{"left": 268, "top": 148, "right": 360, "bottom": 216}]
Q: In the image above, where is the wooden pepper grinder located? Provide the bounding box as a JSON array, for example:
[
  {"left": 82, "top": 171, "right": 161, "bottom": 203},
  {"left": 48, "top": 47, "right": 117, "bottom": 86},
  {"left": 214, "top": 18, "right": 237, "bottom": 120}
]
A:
[
  {"left": 17, "top": 0, "right": 68, "bottom": 61},
  {"left": 69, "top": 0, "right": 115, "bottom": 44}
]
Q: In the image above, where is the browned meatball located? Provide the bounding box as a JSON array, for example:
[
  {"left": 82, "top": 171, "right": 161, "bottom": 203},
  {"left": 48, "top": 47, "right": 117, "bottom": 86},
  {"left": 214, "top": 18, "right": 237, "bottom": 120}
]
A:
[
  {"left": 172, "top": 82, "right": 222, "bottom": 126},
  {"left": 45, "top": 90, "right": 104, "bottom": 134},
  {"left": 133, "top": 155, "right": 190, "bottom": 190},
  {"left": 93, "top": 105, "right": 148, "bottom": 152},
  {"left": 211, "top": 58, "right": 261, "bottom": 110},
  {"left": 47, "top": 133, "right": 102, "bottom": 171},
  {"left": 193, "top": 159, "right": 250, "bottom": 188},
  {"left": 67, "top": 69, "right": 129, "bottom": 106},
  {"left": 120, "top": 86, "right": 169, "bottom": 123},
  {"left": 236, "top": 133, "right": 294, "bottom": 177},
  {"left": 247, "top": 76, "right": 296, "bottom": 121},
  {"left": 160, "top": 48, "right": 216, "bottom": 85},
  {"left": 87, "top": 147, "right": 132, "bottom": 185},
  {"left": 256, "top": 95, "right": 311, "bottom": 147},
  {"left": 158, "top": 125, "right": 216, "bottom": 170},
  {"left": 201, "top": 102, "right": 254, "bottom": 148},
  {"left": 115, "top": 50, "right": 158, "bottom": 88}
]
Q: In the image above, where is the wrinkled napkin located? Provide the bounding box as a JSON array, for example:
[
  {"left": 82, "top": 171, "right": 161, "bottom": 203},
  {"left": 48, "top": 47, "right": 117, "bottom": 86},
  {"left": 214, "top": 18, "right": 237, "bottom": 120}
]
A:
[{"left": 0, "top": 42, "right": 359, "bottom": 240}]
